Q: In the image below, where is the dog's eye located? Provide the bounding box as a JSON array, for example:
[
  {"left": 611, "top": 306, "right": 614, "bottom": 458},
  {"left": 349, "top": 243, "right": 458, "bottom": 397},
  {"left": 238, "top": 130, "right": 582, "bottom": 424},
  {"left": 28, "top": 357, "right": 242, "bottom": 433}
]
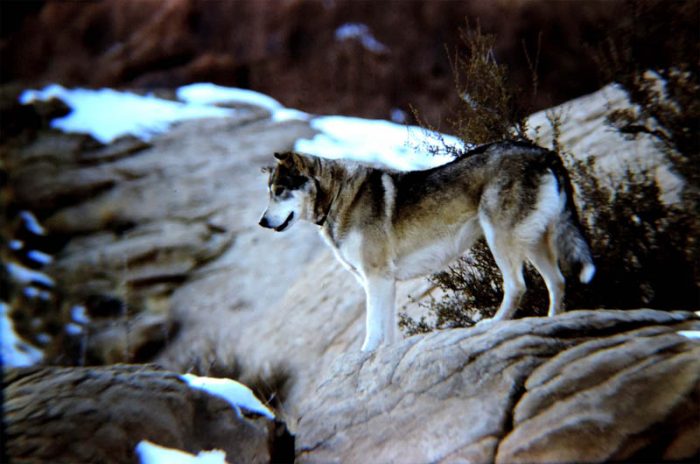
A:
[{"left": 273, "top": 186, "right": 286, "bottom": 196}]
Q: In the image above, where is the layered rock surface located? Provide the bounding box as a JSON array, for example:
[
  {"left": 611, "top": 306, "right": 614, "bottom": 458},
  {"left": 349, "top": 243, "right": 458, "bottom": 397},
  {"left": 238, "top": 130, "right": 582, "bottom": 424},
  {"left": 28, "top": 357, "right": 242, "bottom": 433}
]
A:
[
  {"left": 297, "top": 310, "right": 700, "bottom": 463},
  {"left": 4, "top": 364, "right": 283, "bottom": 464},
  {"left": 2, "top": 83, "right": 699, "bottom": 463}
]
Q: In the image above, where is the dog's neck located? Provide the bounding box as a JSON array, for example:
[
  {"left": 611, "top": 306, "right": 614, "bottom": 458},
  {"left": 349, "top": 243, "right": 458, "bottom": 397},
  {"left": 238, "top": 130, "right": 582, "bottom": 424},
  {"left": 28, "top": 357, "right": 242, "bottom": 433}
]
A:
[
  {"left": 309, "top": 157, "right": 375, "bottom": 235},
  {"left": 312, "top": 159, "right": 350, "bottom": 227}
]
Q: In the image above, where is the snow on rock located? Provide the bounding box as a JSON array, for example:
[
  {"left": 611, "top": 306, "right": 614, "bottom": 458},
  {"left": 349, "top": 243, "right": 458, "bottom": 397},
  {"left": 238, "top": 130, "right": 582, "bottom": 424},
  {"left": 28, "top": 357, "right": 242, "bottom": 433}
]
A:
[
  {"left": 20, "top": 211, "right": 46, "bottom": 236},
  {"left": 1, "top": 303, "right": 43, "bottom": 367},
  {"left": 335, "top": 23, "right": 389, "bottom": 54},
  {"left": 26, "top": 249, "right": 53, "bottom": 266},
  {"left": 295, "top": 115, "right": 465, "bottom": 171},
  {"left": 176, "top": 83, "right": 309, "bottom": 122},
  {"left": 136, "top": 440, "right": 228, "bottom": 464},
  {"left": 70, "top": 305, "right": 91, "bottom": 324},
  {"left": 180, "top": 373, "right": 275, "bottom": 419},
  {"left": 678, "top": 330, "right": 700, "bottom": 340},
  {"left": 5, "top": 262, "right": 54, "bottom": 288},
  {"left": 19, "top": 83, "right": 463, "bottom": 172},
  {"left": 19, "top": 84, "right": 234, "bottom": 144}
]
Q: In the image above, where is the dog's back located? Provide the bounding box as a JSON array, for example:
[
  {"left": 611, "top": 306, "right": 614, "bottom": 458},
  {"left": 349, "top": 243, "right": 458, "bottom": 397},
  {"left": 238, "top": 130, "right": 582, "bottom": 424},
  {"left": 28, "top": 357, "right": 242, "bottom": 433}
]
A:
[{"left": 260, "top": 141, "right": 595, "bottom": 350}]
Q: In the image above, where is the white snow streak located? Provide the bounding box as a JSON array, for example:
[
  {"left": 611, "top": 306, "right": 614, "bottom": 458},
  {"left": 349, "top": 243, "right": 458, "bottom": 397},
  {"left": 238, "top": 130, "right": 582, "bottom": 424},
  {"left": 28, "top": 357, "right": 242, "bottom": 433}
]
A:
[
  {"left": 19, "top": 83, "right": 463, "bottom": 171},
  {"left": 20, "top": 85, "right": 234, "bottom": 144},
  {"left": 295, "top": 115, "right": 463, "bottom": 171},
  {"left": 180, "top": 373, "right": 275, "bottom": 419},
  {"left": 677, "top": 330, "right": 700, "bottom": 340},
  {"left": 1, "top": 303, "right": 43, "bottom": 367},
  {"left": 177, "top": 83, "right": 308, "bottom": 122},
  {"left": 136, "top": 440, "right": 228, "bottom": 464},
  {"left": 335, "top": 23, "right": 388, "bottom": 53}
]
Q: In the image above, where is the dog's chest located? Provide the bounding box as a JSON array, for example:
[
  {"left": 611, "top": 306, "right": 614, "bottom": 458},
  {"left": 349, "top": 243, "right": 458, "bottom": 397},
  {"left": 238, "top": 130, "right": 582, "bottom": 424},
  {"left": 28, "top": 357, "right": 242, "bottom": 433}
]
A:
[{"left": 320, "top": 227, "right": 365, "bottom": 278}]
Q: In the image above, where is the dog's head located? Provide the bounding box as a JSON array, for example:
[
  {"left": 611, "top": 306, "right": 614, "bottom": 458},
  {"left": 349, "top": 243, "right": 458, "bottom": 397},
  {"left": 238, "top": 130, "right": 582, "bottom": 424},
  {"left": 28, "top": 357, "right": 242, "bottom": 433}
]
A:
[{"left": 259, "top": 152, "right": 320, "bottom": 232}]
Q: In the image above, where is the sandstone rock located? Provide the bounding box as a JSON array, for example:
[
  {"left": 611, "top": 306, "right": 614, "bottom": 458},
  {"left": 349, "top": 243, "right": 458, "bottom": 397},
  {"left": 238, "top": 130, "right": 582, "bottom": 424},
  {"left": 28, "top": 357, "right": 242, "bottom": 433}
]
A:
[
  {"left": 3, "top": 97, "right": 316, "bottom": 364},
  {"left": 296, "top": 309, "right": 700, "bottom": 463},
  {"left": 527, "top": 84, "right": 685, "bottom": 204},
  {"left": 527, "top": 84, "right": 698, "bottom": 311},
  {"left": 156, "top": 247, "right": 435, "bottom": 422},
  {"left": 3, "top": 80, "right": 698, "bottom": 464},
  {"left": 3, "top": 364, "right": 278, "bottom": 464},
  {"left": 155, "top": 84, "right": 698, "bottom": 425}
]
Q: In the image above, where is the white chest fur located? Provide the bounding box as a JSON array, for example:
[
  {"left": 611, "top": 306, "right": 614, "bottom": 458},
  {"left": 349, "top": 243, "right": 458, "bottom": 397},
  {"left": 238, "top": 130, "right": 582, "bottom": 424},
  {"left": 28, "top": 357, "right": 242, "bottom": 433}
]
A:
[{"left": 321, "top": 228, "right": 366, "bottom": 283}]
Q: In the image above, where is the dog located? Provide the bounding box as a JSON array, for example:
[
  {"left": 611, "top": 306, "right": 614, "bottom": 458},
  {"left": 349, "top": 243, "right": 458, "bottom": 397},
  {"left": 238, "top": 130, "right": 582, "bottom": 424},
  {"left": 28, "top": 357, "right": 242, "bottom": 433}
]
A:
[{"left": 259, "top": 140, "right": 595, "bottom": 351}]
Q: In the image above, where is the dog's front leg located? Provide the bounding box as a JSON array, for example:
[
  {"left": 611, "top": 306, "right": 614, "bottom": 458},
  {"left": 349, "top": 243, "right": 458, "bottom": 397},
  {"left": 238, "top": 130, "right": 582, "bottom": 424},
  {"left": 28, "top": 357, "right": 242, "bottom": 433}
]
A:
[{"left": 361, "top": 275, "right": 396, "bottom": 352}]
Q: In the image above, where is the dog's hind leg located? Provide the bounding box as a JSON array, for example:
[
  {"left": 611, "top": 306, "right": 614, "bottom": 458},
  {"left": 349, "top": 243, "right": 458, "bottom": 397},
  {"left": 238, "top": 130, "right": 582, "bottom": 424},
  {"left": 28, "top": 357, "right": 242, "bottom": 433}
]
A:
[
  {"left": 361, "top": 275, "right": 396, "bottom": 352},
  {"left": 480, "top": 215, "right": 526, "bottom": 321},
  {"left": 527, "top": 234, "right": 565, "bottom": 316}
]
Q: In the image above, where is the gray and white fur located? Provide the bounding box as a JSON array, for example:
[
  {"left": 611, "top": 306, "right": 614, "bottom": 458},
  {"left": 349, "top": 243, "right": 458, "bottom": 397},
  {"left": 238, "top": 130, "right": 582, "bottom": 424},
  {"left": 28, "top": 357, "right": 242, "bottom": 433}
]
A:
[{"left": 259, "top": 140, "right": 595, "bottom": 351}]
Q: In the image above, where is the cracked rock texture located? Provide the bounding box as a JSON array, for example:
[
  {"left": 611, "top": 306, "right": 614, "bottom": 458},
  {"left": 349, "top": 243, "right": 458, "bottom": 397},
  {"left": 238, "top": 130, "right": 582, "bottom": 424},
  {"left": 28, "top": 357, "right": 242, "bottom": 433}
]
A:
[
  {"left": 2, "top": 93, "right": 317, "bottom": 364},
  {"left": 2, "top": 84, "right": 699, "bottom": 463},
  {"left": 296, "top": 310, "right": 700, "bottom": 463},
  {"left": 3, "top": 364, "right": 276, "bottom": 464}
]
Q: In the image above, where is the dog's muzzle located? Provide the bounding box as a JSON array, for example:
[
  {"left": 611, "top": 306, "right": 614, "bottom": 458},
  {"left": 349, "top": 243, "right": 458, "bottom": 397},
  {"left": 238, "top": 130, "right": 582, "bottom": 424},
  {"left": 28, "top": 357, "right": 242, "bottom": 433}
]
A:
[{"left": 259, "top": 212, "right": 294, "bottom": 232}]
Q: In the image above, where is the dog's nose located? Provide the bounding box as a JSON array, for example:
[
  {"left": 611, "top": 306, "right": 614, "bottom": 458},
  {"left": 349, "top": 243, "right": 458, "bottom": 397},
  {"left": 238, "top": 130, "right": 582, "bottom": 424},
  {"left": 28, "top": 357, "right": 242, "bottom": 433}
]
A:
[{"left": 259, "top": 216, "right": 270, "bottom": 228}]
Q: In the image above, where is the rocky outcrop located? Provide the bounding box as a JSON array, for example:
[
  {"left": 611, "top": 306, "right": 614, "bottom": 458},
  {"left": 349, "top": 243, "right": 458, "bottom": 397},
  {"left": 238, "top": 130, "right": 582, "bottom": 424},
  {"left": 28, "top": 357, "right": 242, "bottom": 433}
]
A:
[
  {"left": 528, "top": 84, "right": 699, "bottom": 311},
  {"left": 2, "top": 94, "right": 316, "bottom": 365},
  {"left": 3, "top": 81, "right": 699, "bottom": 463},
  {"left": 3, "top": 364, "right": 283, "bottom": 464},
  {"left": 296, "top": 309, "right": 700, "bottom": 463}
]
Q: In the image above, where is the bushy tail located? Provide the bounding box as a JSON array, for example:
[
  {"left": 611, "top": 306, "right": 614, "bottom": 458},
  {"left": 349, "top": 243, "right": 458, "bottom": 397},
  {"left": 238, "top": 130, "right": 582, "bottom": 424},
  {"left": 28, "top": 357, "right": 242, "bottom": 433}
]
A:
[
  {"left": 547, "top": 151, "right": 595, "bottom": 284},
  {"left": 554, "top": 211, "right": 596, "bottom": 283}
]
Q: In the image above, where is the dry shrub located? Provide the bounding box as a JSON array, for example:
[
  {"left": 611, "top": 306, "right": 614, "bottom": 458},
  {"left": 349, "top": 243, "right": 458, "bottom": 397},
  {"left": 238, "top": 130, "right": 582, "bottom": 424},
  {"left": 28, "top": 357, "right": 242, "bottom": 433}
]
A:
[{"left": 401, "top": 12, "right": 699, "bottom": 335}]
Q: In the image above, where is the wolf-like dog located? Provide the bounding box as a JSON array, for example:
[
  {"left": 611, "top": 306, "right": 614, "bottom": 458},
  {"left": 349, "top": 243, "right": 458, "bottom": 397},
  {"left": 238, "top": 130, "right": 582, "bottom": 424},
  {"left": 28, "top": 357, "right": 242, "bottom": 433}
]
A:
[{"left": 259, "top": 141, "right": 595, "bottom": 351}]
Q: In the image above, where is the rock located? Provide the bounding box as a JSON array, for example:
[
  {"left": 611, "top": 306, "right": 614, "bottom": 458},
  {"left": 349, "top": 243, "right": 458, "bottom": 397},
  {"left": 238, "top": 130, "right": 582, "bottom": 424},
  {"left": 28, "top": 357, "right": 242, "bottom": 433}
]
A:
[
  {"left": 527, "top": 84, "right": 685, "bottom": 204},
  {"left": 3, "top": 364, "right": 278, "bottom": 464},
  {"left": 2, "top": 97, "right": 316, "bottom": 364},
  {"left": 528, "top": 84, "right": 699, "bottom": 311},
  {"left": 295, "top": 309, "right": 700, "bottom": 463},
  {"left": 156, "top": 248, "right": 434, "bottom": 421},
  {"left": 155, "top": 85, "right": 699, "bottom": 423}
]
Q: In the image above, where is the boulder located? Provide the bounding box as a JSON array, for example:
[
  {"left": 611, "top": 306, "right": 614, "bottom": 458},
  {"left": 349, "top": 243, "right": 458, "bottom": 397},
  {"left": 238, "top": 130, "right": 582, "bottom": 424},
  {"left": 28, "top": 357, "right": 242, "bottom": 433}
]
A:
[
  {"left": 2, "top": 97, "right": 317, "bottom": 364},
  {"left": 296, "top": 309, "right": 700, "bottom": 463},
  {"left": 3, "top": 364, "right": 282, "bottom": 464}
]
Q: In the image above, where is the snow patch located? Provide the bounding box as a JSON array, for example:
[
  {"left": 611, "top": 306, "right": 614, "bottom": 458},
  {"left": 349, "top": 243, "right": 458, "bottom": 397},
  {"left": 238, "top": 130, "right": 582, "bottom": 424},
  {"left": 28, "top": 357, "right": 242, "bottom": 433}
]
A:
[
  {"left": 27, "top": 249, "right": 53, "bottom": 266},
  {"left": 20, "top": 211, "right": 46, "bottom": 235},
  {"left": 1, "top": 302, "right": 43, "bottom": 367},
  {"left": 177, "top": 83, "right": 308, "bottom": 122},
  {"left": 24, "top": 287, "right": 51, "bottom": 301},
  {"left": 20, "top": 85, "right": 234, "bottom": 144},
  {"left": 335, "top": 23, "right": 388, "bottom": 53},
  {"left": 65, "top": 322, "right": 83, "bottom": 336},
  {"left": 136, "top": 440, "right": 227, "bottom": 464},
  {"left": 71, "top": 305, "right": 91, "bottom": 324},
  {"left": 5, "top": 262, "right": 54, "bottom": 287},
  {"left": 295, "top": 115, "right": 464, "bottom": 171},
  {"left": 20, "top": 84, "right": 464, "bottom": 172},
  {"left": 677, "top": 330, "right": 700, "bottom": 340},
  {"left": 180, "top": 373, "right": 275, "bottom": 419}
]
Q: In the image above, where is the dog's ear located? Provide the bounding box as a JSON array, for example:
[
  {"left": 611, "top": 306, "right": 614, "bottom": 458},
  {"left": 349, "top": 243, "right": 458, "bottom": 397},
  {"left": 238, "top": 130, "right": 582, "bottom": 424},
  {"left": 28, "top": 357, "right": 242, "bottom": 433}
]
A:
[{"left": 274, "top": 152, "right": 291, "bottom": 162}]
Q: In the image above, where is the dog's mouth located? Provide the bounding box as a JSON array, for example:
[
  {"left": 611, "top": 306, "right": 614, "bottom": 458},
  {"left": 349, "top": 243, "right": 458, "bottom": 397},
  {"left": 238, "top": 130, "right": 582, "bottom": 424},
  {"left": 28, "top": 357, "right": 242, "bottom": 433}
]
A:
[{"left": 274, "top": 212, "right": 294, "bottom": 232}]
